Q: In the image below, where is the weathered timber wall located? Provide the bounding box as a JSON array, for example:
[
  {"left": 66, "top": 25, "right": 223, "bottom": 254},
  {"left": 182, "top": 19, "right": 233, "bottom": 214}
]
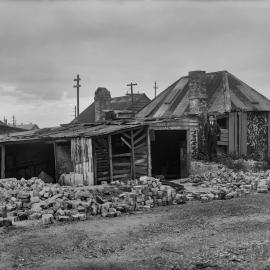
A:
[
  {"left": 71, "top": 138, "right": 94, "bottom": 185},
  {"left": 55, "top": 142, "right": 73, "bottom": 180},
  {"left": 92, "top": 137, "right": 110, "bottom": 183},
  {"left": 247, "top": 112, "right": 268, "bottom": 161}
]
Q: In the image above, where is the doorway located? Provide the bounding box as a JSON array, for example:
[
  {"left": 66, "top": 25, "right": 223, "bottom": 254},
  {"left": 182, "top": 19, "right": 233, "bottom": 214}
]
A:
[
  {"left": 151, "top": 130, "right": 187, "bottom": 179},
  {"left": 5, "top": 142, "right": 55, "bottom": 180}
]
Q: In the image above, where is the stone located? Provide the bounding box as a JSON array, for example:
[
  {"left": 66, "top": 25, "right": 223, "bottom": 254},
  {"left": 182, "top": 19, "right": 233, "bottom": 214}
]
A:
[
  {"left": 42, "top": 214, "right": 54, "bottom": 225},
  {"left": 0, "top": 218, "right": 12, "bottom": 227},
  {"left": 55, "top": 208, "right": 65, "bottom": 216},
  {"left": 31, "top": 203, "right": 43, "bottom": 212},
  {"left": 57, "top": 215, "right": 71, "bottom": 222},
  {"left": 31, "top": 196, "right": 40, "bottom": 203},
  {"left": 28, "top": 213, "right": 42, "bottom": 220}
]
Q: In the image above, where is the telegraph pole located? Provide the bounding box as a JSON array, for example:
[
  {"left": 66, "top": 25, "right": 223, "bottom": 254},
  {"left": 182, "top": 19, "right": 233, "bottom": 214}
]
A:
[
  {"left": 126, "top": 82, "right": 138, "bottom": 112},
  {"left": 154, "top": 81, "right": 158, "bottom": 98},
  {"left": 12, "top": 115, "right": 16, "bottom": 126},
  {"left": 74, "top": 106, "right": 77, "bottom": 118},
  {"left": 73, "top": 74, "right": 81, "bottom": 120}
]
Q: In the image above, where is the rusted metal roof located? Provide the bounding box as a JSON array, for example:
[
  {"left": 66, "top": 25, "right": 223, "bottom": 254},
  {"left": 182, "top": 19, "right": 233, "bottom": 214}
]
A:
[
  {"left": 136, "top": 71, "right": 270, "bottom": 119},
  {"left": 0, "top": 122, "right": 144, "bottom": 144}
]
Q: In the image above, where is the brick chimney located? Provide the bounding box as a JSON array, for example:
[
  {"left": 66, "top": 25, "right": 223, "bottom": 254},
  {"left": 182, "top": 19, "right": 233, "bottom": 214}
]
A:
[
  {"left": 188, "top": 70, "right": 207, "bottom": 116},
  {"left": 94, "top": 87, "right": 112, "bottom": 121}
]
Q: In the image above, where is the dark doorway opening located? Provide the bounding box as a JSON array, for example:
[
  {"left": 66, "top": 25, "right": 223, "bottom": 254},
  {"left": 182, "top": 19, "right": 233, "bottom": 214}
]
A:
[
  {"left": 5, "top": 142, "right": 55, "bottom": 180},
  {"left": 151, "top": 130, "right": 187, "bottom": 179}
]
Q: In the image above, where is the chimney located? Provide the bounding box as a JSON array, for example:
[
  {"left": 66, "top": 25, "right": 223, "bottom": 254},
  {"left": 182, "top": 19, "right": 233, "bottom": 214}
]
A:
[
  {"left": 94, "top": 87, "right": 112, "bottom": 121},
  {"left": 188, "top": 70, "right": 207, "bottom": 116}
]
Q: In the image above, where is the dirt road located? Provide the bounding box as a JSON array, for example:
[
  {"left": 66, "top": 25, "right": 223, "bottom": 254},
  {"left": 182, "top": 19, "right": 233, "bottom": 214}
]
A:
[{"left": 2, "top": 194, "right": 270, "bottom": 270}]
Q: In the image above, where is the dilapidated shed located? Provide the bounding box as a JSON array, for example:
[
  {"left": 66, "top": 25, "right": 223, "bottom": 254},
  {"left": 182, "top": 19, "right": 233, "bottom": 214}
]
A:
[
  {"left": 137, "top": 70, "right": 270, "bottom": 161},
  {"left": 0, "top": 121, "right": 191, "bottom": 184}
]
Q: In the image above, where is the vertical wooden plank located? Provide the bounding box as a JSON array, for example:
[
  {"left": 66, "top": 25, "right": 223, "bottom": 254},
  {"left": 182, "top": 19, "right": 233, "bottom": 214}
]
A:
[
  {"left": 108, "top": 135, "right": 113, "bottom": 182},
  {"left": 241, "top": 112, "right": 247, "bottom": 156},
  {"left": 92, "top": 139, "right": 97, "bottom": 185},
  {"left": 229, "top": 112, "right": 235, "bottom": 154},
  {"left": 186, "top": 129, "right": 191, "bottom": 177},
  {"left": 87, "top": 138, "right": 94, "bottom": 186},
  {"left": 235, "top": 112, "right": 238, "bottom": 155},
  {"left": 268, "top": 112, "right": 270, "bottom": 161},
  {"left": 131, "top": 130, "right": 135, "bottom": 179},
  {"left": 53, "top": 142, "right": 58, "bottom": 182},
  {"left": 239, "top": 112, "right": 243, "bottom": 155},
  {"left": 1, "top": 144, "right": 5, "bottom": 179},
  {"left": 147, "top": 127, "right": 152, "bottom": 176}
]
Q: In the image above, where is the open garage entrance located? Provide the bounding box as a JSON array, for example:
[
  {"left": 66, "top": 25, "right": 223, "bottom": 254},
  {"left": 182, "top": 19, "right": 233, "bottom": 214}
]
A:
[
  {"left": 150, "top": 130, "right": 188, "bottom": 179},
  {"left": 4, "top": 142, "right": 55, "bottom": 180}
]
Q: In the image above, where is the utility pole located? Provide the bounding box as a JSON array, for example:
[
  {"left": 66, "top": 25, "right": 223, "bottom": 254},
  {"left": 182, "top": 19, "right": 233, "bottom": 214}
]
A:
[
  {"left": 126, "top": 82, "right": 137, "bottom": 113},
  {"left": 12, "top": 115, "right": 16, "bottom": 126},
  {"left": 154, "top": 81, "right": 158, "bottom": 98},
  {"left": 74, "top": 106, "right": 77, "bottom": 119},
  {"left": 73, "top": 74, "right": 81, "bottom": 120}
]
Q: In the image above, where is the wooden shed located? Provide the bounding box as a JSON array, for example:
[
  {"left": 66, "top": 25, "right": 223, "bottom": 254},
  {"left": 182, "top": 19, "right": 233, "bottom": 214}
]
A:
[
  {"left": 0, "top": 121, "right": 191, "bottom": 183},
  {"left": 137, "top": 70, "right": 270, "bottom": 161}
]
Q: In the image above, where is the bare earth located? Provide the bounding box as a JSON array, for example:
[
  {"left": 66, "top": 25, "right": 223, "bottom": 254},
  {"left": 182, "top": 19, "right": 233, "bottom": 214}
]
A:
[{"left": 2, "top": 194, "right": 270, "bottom": 270}]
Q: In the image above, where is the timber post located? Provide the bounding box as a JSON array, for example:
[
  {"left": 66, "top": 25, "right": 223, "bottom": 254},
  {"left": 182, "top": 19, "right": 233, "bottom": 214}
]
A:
[
  {"left": 268, "top": 112, "right": 270, "bottom": 161},
  {"left": 108, "top": 135, "right": 113, "bottom": 182},
  {"left": 147, "top": 127, "right": 152, "bottom": 176},
  {"left": 1, "top": 144, "right": 5, "bottom": 179},
  {"left": 130, "top": 129, "right": 135, "bottom": 179}
]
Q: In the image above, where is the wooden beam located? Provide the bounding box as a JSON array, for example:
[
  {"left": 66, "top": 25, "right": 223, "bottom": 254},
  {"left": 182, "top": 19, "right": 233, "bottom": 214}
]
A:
[
  {"left": 121, "top": 132, "right": 131, "bottom": 141},
  {"left": 147, "top": 127, "right": 152, "bottom": 176},
  {"left": 133, "top": 128, "right": 144, "bottom": 138},
  {"left": 120, "top": 136, "right": 131, "bottom": 149},
  {"left": 131, "top": 130, "right": 135, "bottom": 179},
  {"left": 112, "top": 153, "right": 131, "bottom": 158},
  {"left": 1, "top": 144, "right": 5, "bottom": 179},
  {"left": 108, "top": 135, "right": 113, "bottom": 182},
  {"left": 134, "top": 133, "right": 147, "bottom": 146}
]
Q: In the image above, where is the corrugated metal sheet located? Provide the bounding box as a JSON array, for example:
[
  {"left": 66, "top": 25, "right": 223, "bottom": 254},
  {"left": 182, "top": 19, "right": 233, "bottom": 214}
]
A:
[
  {"left": 136, "top": 71, "right": 270, "bottom": 119},
  {"left": 0, "top": 123, "right": 144, "bottom": 143}
]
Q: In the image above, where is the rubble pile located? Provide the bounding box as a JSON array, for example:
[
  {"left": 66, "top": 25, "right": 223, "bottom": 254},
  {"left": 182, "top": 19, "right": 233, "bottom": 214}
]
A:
[
  {"left": 111, "top": 176, "right": 187, "bottom": 210},
  {"left": 0, "top": 176, "right": 183, "bottom": 226},
  {"left": 181, "top": 163, "right": 270, "bottom": 202}
]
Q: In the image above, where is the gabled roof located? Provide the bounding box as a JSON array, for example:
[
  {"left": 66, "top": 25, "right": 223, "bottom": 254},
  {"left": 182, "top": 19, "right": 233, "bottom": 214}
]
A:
[
  {"left": 72, "top": 93, "right": 151, "bottom": 123},
  {"left": 136, "top": 71, "right": 270, "bottom": 119},
  {"left": 15, "top": 123, "right": 39, "bottom": 130}
]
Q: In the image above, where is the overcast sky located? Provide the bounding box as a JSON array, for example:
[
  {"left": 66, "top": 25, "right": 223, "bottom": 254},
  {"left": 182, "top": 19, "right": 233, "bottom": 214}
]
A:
[{"left": 0, "top": 0, "right": 269, "bottom": 127}]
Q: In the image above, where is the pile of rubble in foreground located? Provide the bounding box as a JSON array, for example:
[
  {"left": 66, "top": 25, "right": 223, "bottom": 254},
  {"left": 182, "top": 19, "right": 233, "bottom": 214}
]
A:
[
  {"left": 181, "top": 162, "right": 270, "bottom": 201},
  {"left": 0, "top": 176, "right": 185, "bottom": 226},
  {"left": 1, "top": 162, "right": 270, "bottom": 227}
]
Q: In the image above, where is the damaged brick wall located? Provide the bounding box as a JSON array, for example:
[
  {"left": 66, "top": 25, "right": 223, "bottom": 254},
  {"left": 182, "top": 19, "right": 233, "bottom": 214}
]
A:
[{"left": 247, "top": 112, "right": 268, "bottom": 161}]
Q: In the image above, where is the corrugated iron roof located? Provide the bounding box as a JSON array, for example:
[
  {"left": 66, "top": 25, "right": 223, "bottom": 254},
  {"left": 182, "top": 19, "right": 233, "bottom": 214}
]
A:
[
  {"left": 136, "top": 71, "right": 270, "bottom": 119},
  {"left": 0, "top": 122, "right": 144, "bottom": 143}
]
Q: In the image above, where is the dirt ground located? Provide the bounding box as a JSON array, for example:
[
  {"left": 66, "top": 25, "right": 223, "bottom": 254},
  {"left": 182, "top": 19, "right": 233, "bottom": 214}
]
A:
[{"left": 2, "top": 194, "right": 270, "bottom": 270}]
